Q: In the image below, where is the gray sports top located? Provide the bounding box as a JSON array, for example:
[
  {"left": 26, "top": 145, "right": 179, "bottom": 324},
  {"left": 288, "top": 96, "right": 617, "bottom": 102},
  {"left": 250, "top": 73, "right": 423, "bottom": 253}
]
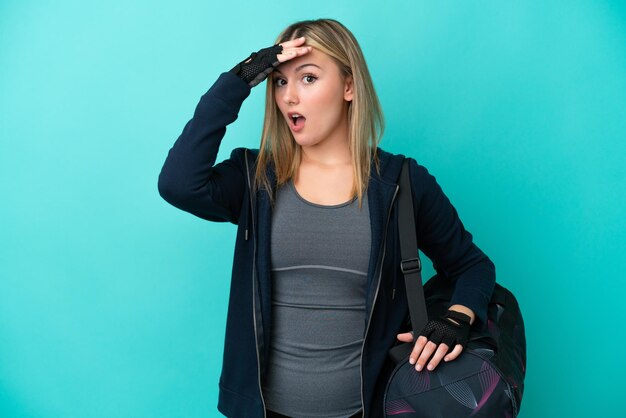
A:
[{"left": 262, "top": 179, "right": 371, "bottom": 418}]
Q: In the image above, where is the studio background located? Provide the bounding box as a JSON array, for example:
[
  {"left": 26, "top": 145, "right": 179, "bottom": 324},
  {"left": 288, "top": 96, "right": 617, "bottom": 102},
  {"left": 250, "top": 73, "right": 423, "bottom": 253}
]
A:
[{"left": 1, "top": 0, "right": 624, "bottom": 417}]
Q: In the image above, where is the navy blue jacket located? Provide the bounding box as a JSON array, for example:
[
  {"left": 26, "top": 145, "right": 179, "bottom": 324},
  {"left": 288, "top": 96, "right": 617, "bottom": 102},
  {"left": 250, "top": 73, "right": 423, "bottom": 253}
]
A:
[{"left": 158, "top": 72, "right": 496, "bottom": 418}]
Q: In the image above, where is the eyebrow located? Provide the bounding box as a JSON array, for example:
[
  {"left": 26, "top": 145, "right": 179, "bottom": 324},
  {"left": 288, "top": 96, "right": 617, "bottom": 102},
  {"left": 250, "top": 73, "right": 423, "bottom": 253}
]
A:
[{"left": 274, "top": 63, "right": 322, "bottom": 75}]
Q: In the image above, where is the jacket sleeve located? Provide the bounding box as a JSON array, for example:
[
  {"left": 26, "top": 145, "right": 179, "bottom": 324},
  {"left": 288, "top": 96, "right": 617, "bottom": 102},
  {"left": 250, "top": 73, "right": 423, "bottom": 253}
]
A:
[
  {"left": 409, "top": 158, "right": 495, "bottom": 327},
  {"left": 157, "top": 72, "right": 252, "bottom": 224}
]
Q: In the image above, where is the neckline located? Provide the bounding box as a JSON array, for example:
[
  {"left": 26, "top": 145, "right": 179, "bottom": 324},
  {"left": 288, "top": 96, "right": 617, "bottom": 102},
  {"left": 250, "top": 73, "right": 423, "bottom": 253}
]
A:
[{"left": 289, "top": 179, "right": 357, "bottom": 209}]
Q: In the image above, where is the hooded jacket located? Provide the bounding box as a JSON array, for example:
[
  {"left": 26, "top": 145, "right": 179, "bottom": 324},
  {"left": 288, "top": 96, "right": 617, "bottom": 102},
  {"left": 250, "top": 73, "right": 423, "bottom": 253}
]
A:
[{"left": 158, "top": 72, "right": 496, "bottom": 418}]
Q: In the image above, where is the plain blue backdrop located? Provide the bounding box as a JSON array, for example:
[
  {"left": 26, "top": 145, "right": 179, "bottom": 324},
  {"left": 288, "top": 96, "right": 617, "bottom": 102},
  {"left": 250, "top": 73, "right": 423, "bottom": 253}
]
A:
[{"left": 1, "top": 0, "right": 625, "bottom": 417}]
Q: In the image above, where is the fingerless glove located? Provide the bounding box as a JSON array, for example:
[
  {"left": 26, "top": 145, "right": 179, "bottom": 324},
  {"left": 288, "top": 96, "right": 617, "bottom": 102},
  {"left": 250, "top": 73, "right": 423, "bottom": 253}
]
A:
[
  {"left": 229, "top": 44, "right": 284, "bottom": 87},
  {"left": 419, "top": 310, "right": 472, "bottom": 350}
]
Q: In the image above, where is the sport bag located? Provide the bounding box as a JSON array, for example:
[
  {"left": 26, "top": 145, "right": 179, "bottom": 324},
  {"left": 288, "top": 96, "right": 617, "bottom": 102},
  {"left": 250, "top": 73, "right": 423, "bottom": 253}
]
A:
[{"left": 384, "top": 159, "right": 526, "bottom": 417}]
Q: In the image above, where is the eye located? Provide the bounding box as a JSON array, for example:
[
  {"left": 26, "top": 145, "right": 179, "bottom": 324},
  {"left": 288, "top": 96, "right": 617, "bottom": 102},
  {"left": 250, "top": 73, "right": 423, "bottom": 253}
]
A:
[
  {"left": 302, "top": 74, "right": 317, "bottom": 84},
  {"left": 273, "top": 77, "right": 286, "bottom": 87}
]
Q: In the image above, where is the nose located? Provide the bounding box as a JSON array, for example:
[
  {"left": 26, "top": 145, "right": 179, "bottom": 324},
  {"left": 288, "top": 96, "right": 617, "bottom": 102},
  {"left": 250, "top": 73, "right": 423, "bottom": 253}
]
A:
[{"left": 281, "top": 80, "right": 299, "bottom": 105}]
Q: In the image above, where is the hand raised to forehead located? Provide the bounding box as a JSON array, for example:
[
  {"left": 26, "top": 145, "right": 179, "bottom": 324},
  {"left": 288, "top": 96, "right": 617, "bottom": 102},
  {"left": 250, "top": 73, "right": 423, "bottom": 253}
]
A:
[
  {"left": 276, "top": 36, "right": 312, "bottom": 64},
  {"left": 230, "top": 37, "right": 312, "bottom": 87}
]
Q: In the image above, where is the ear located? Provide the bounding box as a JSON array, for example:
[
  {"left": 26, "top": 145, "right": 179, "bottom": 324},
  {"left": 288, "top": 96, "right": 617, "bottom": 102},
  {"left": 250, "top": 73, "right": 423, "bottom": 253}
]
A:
[{"left": 343, "top": 75, "right": 354, "bottom": 102}]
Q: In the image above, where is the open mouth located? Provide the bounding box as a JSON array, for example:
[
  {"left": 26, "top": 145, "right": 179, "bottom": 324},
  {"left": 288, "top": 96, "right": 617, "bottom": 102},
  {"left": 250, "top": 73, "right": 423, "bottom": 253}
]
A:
[{"left": 288, "top": 113, "right": 306, "bottom": 131}]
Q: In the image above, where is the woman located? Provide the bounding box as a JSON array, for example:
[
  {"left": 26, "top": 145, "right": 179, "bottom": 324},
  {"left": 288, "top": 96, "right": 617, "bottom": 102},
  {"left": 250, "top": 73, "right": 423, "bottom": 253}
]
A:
[{"left": 158, "top": 18, "right": 495, "bottom": 418}]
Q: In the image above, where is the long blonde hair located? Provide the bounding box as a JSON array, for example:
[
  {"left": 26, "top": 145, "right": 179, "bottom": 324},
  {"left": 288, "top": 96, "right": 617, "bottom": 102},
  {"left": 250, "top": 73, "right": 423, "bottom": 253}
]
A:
[{"left": 254, "top": 18, "right": 384, "bottom": 208}]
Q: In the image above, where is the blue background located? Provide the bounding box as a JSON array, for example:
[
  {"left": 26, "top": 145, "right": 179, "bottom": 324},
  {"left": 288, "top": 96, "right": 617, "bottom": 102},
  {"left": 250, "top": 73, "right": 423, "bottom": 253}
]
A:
[{"left": 1, "top": 0, "right": 625, "bottom": 417}]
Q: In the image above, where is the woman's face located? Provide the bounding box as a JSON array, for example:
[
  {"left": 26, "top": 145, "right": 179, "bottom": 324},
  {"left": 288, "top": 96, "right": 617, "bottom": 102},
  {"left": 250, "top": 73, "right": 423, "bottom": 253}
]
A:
[{"left": 272, "top": 47, "right": 353, "bottom": 149}]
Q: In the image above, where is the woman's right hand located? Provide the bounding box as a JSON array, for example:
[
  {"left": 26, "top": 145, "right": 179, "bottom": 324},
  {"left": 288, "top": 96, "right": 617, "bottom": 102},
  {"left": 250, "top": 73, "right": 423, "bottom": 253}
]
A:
[{"left": 229, "top": 37, "right": 312, "bottom": 87}]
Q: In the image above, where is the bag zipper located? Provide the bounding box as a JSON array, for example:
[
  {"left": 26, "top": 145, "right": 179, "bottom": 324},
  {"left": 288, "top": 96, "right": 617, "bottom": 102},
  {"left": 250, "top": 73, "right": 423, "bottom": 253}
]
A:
[{"left": 359, "top": 184, "right": 399, "bottom": 417}]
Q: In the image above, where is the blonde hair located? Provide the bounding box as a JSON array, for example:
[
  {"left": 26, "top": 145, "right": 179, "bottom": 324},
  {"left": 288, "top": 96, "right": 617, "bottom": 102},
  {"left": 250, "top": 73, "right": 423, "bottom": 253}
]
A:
[{"left": 254, "top": 18, "right": 384, "bottom": 208}]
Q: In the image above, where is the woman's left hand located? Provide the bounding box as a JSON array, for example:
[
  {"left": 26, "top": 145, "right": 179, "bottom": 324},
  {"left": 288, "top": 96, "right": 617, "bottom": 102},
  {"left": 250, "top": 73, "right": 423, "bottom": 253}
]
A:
[{"left": 396, "top": 308, "right": 473, "bottom": 372}]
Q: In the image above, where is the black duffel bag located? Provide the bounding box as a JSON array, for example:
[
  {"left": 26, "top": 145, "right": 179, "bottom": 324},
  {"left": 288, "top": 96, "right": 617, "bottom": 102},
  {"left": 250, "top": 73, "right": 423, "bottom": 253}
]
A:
[{"left": 384, "top": 159, "right": 526, "bottom": 417}]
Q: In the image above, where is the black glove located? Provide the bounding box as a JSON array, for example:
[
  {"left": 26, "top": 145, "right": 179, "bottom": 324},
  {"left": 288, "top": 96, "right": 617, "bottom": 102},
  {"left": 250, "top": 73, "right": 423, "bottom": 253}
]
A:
[
  {"left": 229, "top": 44, "right": 284, "bottom": 87},
  {"left": 418, "top": 310, "right": 472, "bottom": 350}
]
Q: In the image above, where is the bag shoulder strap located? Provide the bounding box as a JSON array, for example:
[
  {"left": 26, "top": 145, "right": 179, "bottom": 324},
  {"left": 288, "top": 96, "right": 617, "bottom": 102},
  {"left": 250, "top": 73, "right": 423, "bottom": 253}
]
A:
[{"left": 398, "top": 158, "right": 429, "bottom": 337}]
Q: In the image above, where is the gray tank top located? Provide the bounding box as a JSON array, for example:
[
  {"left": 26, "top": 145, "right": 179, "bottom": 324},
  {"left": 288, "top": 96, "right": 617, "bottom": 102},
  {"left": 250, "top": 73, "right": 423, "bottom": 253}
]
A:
[{"left": 262, "top": 179, "right": 371, "bottom": 418}]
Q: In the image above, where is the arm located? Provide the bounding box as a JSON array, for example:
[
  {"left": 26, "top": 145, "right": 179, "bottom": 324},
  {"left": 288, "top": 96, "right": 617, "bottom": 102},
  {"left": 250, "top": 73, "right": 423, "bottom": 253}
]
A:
[
  {"left": 158, "top": 38, "right": 313, "bottom": 223},
  {"left": 410, "top": 159, "right": 495, "bottom": 326},
  {"left": 157, "top": 72, "right": 252, "bottom": 224}
]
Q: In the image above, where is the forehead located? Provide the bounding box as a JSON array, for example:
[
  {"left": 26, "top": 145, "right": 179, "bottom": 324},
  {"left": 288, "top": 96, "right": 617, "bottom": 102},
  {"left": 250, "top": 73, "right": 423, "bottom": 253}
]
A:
[{"left": 274, "top": 48, "right": 337, "bottom": 74}]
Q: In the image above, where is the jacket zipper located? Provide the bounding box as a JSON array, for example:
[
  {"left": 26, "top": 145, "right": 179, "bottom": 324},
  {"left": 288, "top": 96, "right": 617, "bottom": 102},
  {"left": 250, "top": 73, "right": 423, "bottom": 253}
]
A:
[
  {"left": 245, "top": 151, "right": 267, "bottom": 418},
  {"left": 359, "top": 184, "right": 399, "bottom": 417}
]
